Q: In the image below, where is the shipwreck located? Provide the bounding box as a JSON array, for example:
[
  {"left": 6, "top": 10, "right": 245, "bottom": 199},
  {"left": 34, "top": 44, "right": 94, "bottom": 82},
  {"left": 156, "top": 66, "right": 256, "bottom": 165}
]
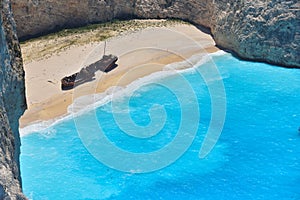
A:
[{"left": 61, "top": 54, "right": 118, "bottom": 90}]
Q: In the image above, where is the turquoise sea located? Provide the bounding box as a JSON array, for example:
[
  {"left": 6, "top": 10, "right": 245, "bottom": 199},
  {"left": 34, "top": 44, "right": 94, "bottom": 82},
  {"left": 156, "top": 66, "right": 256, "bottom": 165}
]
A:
[{"left": 20, "top": 52, "right": 300, "bottom": 199}]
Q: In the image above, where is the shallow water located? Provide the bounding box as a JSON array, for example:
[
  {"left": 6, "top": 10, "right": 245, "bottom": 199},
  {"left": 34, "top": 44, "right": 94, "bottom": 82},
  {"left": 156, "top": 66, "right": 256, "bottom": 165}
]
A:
[{"left": 21, "top": 53, "right": 300, "bottom": 200}]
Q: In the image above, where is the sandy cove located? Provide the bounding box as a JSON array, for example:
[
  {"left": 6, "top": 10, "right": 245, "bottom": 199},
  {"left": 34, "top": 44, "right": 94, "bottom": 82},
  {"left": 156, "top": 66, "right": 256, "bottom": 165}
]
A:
[{"left": 20, "top": 24, "right": 219, "bottom": 128}]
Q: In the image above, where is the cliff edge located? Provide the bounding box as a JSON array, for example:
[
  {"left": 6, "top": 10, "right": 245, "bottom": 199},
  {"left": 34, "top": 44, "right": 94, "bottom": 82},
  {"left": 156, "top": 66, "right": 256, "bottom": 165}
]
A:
[
  {"left": 0, "top": 0, "right": 27, "bottom": 199},
  {"left": 11, "top": 0, "right": 300, "bottom": 68}
]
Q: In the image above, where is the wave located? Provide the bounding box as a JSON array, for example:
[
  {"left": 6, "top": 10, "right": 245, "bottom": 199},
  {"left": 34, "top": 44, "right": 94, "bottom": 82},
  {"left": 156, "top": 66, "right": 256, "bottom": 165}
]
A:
[{"left": 19, "top": 50, "right": 228, "bottom": 137}]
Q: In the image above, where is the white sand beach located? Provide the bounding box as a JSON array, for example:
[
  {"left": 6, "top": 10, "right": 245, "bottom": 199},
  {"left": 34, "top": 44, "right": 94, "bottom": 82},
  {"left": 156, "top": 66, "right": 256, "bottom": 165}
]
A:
[{"left": 20, "top": 23, "right": 218, "bottom": 127}]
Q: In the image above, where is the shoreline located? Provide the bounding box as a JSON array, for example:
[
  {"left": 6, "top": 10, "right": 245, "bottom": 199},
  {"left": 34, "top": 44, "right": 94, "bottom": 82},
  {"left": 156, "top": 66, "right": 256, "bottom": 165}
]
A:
[
  {"left": 19, "top": 50, "right": 226, "bottom": 137},
  {"left": 20, "top": 23, "right": 219, "bottom": 130}
]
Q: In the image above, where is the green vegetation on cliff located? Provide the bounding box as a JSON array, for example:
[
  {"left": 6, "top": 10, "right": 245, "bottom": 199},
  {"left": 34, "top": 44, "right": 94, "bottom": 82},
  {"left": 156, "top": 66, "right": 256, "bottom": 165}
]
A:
[{"left": 21, "top": 19, "right": 188, "bottom": 64}]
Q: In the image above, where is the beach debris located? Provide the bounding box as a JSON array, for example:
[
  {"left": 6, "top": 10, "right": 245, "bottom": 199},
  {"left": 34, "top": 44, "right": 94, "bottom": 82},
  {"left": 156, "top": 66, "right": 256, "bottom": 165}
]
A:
[{"left": 47, "top": 80, "right": 55, "bottom": 84}]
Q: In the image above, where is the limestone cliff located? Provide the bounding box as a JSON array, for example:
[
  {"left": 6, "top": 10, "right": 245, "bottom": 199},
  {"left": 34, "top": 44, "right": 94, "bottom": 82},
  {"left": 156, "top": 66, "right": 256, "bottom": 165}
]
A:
[
  {"left": 0, "top": 0, "right": 27, "bottom": 199},
  {"left": 212, "top": 0, "right": 300, "bottom": 68},
  {"left": 11, "top": 0, "right": 300, "bottom": 68}
]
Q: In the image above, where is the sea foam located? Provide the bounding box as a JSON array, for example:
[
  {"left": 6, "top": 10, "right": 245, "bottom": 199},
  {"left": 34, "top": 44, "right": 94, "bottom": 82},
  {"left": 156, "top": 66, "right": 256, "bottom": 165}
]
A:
[{"left": 19, "top": 50, "right": 227, "bottom": 137}]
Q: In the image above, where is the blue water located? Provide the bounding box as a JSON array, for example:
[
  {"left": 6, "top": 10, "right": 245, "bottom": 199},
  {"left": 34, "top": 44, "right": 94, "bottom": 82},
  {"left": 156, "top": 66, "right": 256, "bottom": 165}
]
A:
[{"left": 21, "top": 53, "right": 300, "bottom": 200}]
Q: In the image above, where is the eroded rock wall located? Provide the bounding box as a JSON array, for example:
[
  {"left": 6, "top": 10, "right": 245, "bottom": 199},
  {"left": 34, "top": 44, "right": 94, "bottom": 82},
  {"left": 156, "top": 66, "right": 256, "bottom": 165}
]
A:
[
  {"left": 11, "top": 0, "right": 137, "bottom": 40},
  {"left": 11, "top": 0, "right": 300, "bottom": 67},
  {"left": 212, "top": 0, "right": 300, "bottom": 68},
  {"left": 0, "top": 0, "right": 27, "bottom": 199}
]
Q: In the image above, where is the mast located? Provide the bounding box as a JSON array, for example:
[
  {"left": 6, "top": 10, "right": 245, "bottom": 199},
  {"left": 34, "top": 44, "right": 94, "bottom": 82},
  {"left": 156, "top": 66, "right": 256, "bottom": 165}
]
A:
[{"left": 103, "top": 40, "right": 106, "bottom": 56}]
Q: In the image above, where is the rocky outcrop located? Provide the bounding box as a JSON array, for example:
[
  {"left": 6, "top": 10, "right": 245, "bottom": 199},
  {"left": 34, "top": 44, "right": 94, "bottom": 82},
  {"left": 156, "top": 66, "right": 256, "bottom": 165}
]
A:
[
  {"left": 212, "top": 0, "right": 300, "bottom": 68},
  {"left": 11, "top": 0, "right": 300, "bottom": 68},
  {"left": 0, "top": 0, "right": 27, "bottom": 199}
]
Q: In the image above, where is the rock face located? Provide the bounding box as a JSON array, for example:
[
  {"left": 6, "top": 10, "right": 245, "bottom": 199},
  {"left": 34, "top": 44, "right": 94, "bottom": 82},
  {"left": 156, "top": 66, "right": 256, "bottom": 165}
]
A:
[
  {"left": 212, "top": 0, "right": 300, "bottom": 68},
  {"left": 11, "top": 0, "right": 299, "bottom": 68},
  {"left": 0, "top": 0, "right": 27, "bottom": 199}
]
